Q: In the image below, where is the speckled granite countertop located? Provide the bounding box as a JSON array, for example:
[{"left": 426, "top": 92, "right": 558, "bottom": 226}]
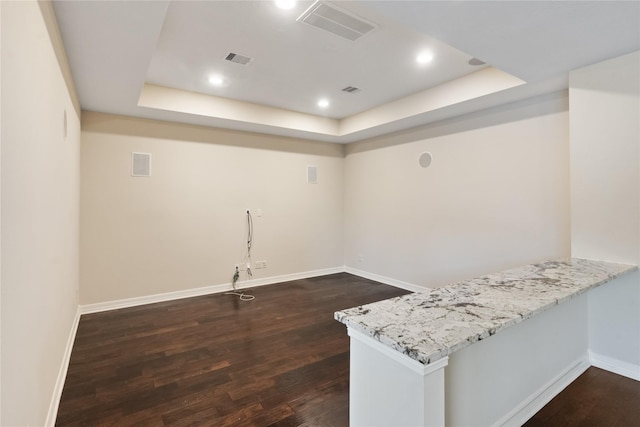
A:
[{"left": 335, "top": 258, "right": 636, "bottom": 365}]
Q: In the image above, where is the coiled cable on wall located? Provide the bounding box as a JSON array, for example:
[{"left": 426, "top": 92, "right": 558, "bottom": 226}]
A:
[{"left": 226, "top": 210, "right": 255, "bottom": 301}]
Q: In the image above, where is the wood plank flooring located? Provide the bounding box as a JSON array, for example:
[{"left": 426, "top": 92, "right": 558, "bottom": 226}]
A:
[
  {"left": 524, "top": 366, "right": 640, "bottom": 427},
  {"left": 57, "top": 273, "right": 640, "bottom": 426},
  {"left": 56, "top": 273, "right": 410, "bottom": 426}
]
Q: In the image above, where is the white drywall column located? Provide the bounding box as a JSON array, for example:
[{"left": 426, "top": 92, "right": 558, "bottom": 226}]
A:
[
  {"left": 569, "top": 51, "right": 640, "bottom": 379},
  {"left": 348, "top": 328, "right": 447, "bottom": 427},
  {"left": 0, "top": 1, "right": 3, "bottom": 421}
]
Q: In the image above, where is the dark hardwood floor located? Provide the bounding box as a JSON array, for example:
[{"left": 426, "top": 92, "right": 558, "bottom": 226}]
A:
[
  {"left": 57, "top": 273, "right": 640, "bottom": 426},
  {"left": 56, "top": 273, "right": 409, "bottom": 426},
  {"left": 524, "top": 366, "right": 640, "bottom": 427}
]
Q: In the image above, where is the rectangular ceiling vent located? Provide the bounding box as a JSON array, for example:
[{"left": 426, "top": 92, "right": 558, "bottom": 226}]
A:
[
  {"left": 225, "top": 52, "right": 253, "bottom": 65},
  {"left": 342, "top": 86, "right": 361, "bottom": 93},
  {"left": 297, "top": 1, "right": 376, "bottom": 42}
]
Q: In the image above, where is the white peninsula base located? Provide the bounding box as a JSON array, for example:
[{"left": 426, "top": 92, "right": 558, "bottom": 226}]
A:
[
  {"left": 338, "top": 259, "right": 637, "bottom": 427},
  {"left": 349, "top": 293, "right": 588, "bottom": 427}
]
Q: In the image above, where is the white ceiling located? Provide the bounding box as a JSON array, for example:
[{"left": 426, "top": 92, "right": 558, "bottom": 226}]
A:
[
  {"left": 52, "top": 0, "right": 640, "bottom": 144},
  {"left": 146, "top": 1, "right": 486, "bottom": 119}
]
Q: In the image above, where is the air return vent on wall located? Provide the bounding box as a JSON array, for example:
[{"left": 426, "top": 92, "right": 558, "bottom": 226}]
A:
[
  {"left": 307, "top": 165, "right": 318, "bottom": 184},
  {"left": 131, "top": 152, "right": 151, "bottom": 177},
  {"left": 297, "top": 1, "right": 376, "bottom": 42}
]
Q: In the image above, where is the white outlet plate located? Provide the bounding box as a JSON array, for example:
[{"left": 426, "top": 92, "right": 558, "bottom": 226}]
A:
[{"left": 235, "top": 263, "right": 246, "bottom": 271}]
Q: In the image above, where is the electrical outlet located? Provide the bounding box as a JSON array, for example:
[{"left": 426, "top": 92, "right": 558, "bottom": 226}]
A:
[
  {"left": 235, "top": 263, "right": 246, "bottom": 271},
  {"left": 254, "top": 260, "right": 266, "bottom": 269}
]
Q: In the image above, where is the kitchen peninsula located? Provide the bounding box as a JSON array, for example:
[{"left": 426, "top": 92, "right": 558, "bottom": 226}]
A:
[{"left": 336, "top": 258, "right": 637, "bottom": 426}]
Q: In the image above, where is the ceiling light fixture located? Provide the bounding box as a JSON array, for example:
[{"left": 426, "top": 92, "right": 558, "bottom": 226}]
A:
[
  {"left": 275, "top": 0, "right": 296, "bottom": 10},
  {"left": 416, "top": 51, "right": 434, "bottom": 65},
  {"left": 208, "top": 75, "right": 224, "bottom": 86},
  {"left": 317, "top": 98, "right": 329, "bottom": 108}
]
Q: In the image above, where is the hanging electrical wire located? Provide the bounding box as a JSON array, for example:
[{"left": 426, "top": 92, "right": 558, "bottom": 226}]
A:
[
  {"left": 226, "top": 210, "right": 255, "bottom": 301},
  {"left": 246, "top": 209, "right": 253, "bottom": 280}
]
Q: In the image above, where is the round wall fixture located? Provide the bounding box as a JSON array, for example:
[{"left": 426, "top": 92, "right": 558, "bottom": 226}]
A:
[{"left": 418, "top": 152, "right": 432, "bottom": 168}]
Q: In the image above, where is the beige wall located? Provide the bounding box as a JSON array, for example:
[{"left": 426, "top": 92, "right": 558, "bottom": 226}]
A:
[
  {"left": 570, "top": 51, "right": 640, "bottom": 372},
  {"left": 570, "top": 51, "right": 640, "bottom": 265},
  {"left": 1, "top": 2, "right": 81, "bottom": 425},
  {"left": 82, "top": 92, "right": 573, "bottom": 302},
  {"left": 344, "top": 92, "right": 571, "bottom": 288},
  {"left": 80, "top": 112, "right": 344, "bottom": 304}
]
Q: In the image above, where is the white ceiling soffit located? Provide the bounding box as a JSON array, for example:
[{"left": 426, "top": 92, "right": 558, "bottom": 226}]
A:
[
  {"left": 52, "top": 1, "right": 640, "bottom": 144},
  {"left": 138, "top": 67, "right": 524, "bottom": 139}
]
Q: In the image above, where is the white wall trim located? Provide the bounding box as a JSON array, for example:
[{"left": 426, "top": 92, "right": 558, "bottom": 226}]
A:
[
  {"left": 345, "top": 266, "right": 426, "bottom": 293},
  {"left": 495, "top": 355, "right": 590, "bottom": 427},
  {"left": 45, "top": 307, "right": 81, "bottom": 427},
  {"left": 80, "top": 266, "right": 345, "bottom": 314},
  {"left": 589, "top": 351, "right": 640, "bottom": 381},
  {"left": 348, "top": 327, "right": 448, "bottom": 375}
]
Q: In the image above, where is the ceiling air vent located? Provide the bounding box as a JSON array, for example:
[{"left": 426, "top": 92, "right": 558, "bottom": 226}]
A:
[
  {"left": 342, "top": 86, "right": 361, "bottom": 93},
  {"left": 468, "top": 58, "right": 486, "bottom": 66},
  {"left": 297, "top": 1, "right": 376, "bottom": 42},
  {"left": 225, "top": 52, "right": 253, "bottom": 65}
]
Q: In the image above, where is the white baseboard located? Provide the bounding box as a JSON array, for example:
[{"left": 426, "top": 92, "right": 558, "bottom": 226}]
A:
[
  {"left": 590, "top": 351, "right": 640, "bottom": 381},
  {"left": 80, "top": 266, "right": 345, "bottom": 314},
  {"left": 496, "top": 356, "right": 590, "bottom": 427},
  {"left": 345, "top": 266, "right": 426, "bottom": 293},
  {"left": 45, "top": 307, "right": 81, "bottom": 427}
]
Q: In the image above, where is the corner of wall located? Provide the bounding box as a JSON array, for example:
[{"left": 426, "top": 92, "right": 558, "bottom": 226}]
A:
[
  {"left": 45, "top": 308, "right": 81, "bottom": 426},
  {"left": 37, "top": 0, "right": 81, "bottom": 119},
  {"left": 0, "top": 1, "right": 3, "bottom": 422}
]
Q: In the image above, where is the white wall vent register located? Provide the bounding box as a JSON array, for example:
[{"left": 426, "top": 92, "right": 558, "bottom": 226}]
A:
[
  {"left": 131, "top": 152, "right": 152, "bottom": 177},
  {"left": 307, "top": 165, "right": 318, "bottom": 184}
]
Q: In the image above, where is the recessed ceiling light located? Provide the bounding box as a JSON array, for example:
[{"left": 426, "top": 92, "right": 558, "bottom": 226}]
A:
[
  {"left": 275, "top": 0, "right": 296, "bottom": 10},
  {"left": 416, "top": 51, "right": 434, "bottom": 65},
  {"left": 208, "top": 75, "right": 224, "bottom": 86},
  {"left": 317, "top": 99, "right": 329, "bottom": 108}
]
